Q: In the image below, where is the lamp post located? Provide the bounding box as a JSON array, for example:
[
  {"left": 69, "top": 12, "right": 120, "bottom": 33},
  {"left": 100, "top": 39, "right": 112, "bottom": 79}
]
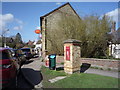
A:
[{"left": 2, "top": 29, "right": 9, "bottom": 47}]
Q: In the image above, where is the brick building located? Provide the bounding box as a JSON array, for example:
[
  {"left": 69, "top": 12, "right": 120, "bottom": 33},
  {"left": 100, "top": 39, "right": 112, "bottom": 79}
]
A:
[{"left": 40, "top": 3, "right": 81, "bottom": 58}]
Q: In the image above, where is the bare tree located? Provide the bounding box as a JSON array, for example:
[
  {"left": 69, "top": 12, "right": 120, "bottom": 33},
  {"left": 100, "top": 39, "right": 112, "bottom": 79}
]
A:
[
  {"left": 82, "top": 15, "right": 111, "bottom": 58},
  {"left": 46, "top": 13, "right": 111, "bottom": 58}
]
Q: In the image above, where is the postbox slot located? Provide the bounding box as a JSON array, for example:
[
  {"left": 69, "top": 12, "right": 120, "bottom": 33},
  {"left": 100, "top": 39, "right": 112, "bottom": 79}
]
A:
[{"left": 66, "top": 46, "right": 70, "bottom": 60}]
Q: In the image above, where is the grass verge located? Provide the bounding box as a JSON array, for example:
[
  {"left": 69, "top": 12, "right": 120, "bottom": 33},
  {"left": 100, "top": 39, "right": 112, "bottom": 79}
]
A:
[{"left": 41, "top": 66, "right": 119, "bottom": 88}]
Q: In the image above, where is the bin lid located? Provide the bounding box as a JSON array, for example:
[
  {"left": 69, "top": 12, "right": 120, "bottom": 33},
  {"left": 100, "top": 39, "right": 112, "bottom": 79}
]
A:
[{"left": 49, "top": 54, "right": 56, "bottom": 58}]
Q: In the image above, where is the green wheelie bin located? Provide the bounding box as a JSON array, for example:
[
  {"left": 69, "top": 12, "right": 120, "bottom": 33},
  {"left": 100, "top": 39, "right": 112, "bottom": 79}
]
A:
[{"left": 48, "top": 54, "right": 56, "bottom": 70}]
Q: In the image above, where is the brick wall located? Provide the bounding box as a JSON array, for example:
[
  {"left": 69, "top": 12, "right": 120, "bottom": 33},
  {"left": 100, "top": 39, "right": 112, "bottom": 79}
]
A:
[
  {"left": 56, "top": 56, "right": 120, "bottom": 71},
  {"left": 81, "top": 58, "right": 119, "bottom": 71}
]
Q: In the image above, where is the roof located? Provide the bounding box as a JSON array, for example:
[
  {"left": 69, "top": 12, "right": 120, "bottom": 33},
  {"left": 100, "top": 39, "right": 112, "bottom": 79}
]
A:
[
  {"left": 27, "top": 40, "right": 34, "bottom": 46},
  {"left": 36, "top": 40, "right": 42, "bottom": 44},
  {"left": 40, "top": 2, "right": 81, "bottom": 19},
  {"left": 0, "top": 47, "right": 10, "bottom": 51},
  {"left": 110, "top": 27, "right": 120, "bottom": 43}
]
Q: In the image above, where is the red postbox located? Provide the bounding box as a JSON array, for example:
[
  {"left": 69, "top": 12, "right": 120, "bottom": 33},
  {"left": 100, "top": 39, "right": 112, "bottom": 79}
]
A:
[
  {"left": 45, "top": 60, "right": 49, "bottom": 67},
  {"left": 66, "top": 46, "right": 70, "bottom": 60},
  {"left": 45, "top": 56, "right": 49, "bottom": 67}
]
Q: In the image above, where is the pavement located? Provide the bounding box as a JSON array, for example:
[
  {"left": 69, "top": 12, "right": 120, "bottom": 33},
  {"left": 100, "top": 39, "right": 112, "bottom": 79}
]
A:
[{"left": 85, "top": 68, "right": 119, "bottom": 78}]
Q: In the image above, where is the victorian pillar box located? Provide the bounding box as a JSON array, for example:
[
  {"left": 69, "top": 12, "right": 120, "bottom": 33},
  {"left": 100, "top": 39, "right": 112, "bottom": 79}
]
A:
[{"left": 64, "top": 39, "right": 81, "bottom": 74}]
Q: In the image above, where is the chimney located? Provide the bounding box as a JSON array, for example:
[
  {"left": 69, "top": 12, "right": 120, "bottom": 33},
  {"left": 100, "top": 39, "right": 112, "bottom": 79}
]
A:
[{"left": 111, "top": 21, "right": 116, "bottom": 32}]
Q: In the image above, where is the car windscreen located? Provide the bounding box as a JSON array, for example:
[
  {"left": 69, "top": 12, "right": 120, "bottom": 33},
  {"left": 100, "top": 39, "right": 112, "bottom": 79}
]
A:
[
  {"left": 0, "top": 51, "right": 10, "bottom": 59},
  {"left": 21, "top": 49, "right": 30, "bottom": 52}
]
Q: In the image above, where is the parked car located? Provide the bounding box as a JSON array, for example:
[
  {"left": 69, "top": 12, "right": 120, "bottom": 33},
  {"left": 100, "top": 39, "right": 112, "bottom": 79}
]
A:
[
  {"left": 31, "top": 48, "right": 36, "bottom": 57},
  {"left": 0, "top": 47, "right": 20, "bottom": 88},
  {"left": 14, "top": 49, "right": 26, "bottom": 66},
  {"left": 20, "top": 48, "right": 33, "bottom": 60}
]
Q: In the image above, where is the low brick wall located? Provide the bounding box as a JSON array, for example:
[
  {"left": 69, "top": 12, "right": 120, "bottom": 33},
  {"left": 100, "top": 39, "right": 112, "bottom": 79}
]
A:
[
  {"left": 56, "top": 56, "right": 64, "bottom": 64},
  {"left": 56, "top": 56, "right": 120, "bottom": 71},
  {"left": 81, "top": 58, "right": 119, "bottom": 71}
]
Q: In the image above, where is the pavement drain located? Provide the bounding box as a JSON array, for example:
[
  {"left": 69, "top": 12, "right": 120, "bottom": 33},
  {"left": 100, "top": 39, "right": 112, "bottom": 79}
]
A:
[{"left": 49, "top": 76, "right": 67, "bottom": 83}]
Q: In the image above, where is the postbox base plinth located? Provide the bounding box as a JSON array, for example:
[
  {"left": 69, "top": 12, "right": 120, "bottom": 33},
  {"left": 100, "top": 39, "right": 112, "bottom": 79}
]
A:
[{"left": 64, "top": 67, "right": 80, "bottom": 74}]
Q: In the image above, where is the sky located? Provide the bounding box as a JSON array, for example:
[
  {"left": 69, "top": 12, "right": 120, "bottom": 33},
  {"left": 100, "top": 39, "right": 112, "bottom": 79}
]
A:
[{"left": 1, "top": 1, "right": 120, "bottom": 42}]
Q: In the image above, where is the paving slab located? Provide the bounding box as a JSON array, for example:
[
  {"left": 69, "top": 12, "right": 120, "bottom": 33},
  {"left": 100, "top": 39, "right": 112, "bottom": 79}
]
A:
[{"left": 49, "top": 76, "right": 67, "bottom": 83}]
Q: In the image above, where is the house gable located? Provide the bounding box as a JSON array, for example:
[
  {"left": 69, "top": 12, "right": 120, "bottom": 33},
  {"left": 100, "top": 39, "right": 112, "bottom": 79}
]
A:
[
  {"left": 40, "top": 2, "right": 81, "bottom": 56},
  {"left": 41, "top": 3, "right": 81, "bottom": 20}
]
